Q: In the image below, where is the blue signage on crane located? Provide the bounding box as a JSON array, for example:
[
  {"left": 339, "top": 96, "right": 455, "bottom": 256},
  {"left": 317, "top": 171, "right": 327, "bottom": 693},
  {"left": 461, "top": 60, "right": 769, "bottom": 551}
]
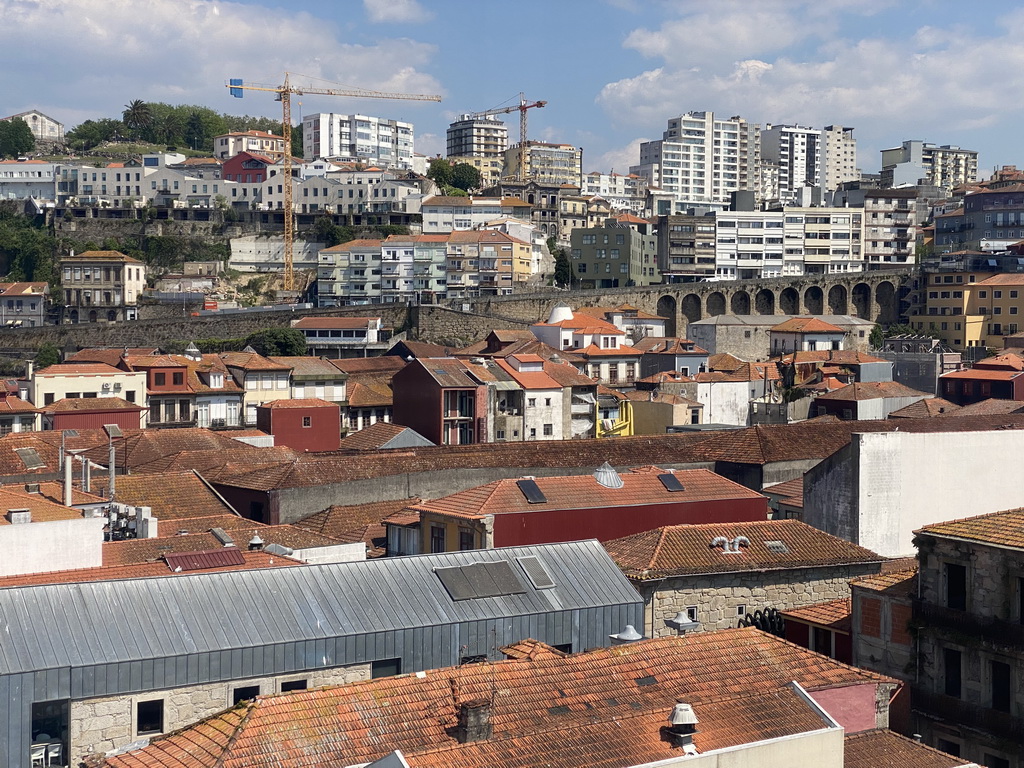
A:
[{"left": 229, "top": 79, "right": 243, "bottom": 98}]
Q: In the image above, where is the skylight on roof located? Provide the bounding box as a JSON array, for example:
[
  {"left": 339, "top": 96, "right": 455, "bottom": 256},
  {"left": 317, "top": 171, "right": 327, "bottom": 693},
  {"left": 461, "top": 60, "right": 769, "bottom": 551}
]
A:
[
  {"left": 14, "top": 447, "right": 44, "bottom": 471},
  {"left": 765, "top": 540, "right": 790, "bottom": 554},
  {"left": 516, "top": 478, "right": 547, "bottom": 504}
]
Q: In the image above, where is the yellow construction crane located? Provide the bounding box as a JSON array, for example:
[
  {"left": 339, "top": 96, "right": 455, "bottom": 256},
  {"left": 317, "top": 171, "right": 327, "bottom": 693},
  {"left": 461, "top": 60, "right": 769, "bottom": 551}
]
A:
[
  {"left": 227, "top": 73, "right": 441, "bottom": 290},
  {"left": 467, "top": 93, "right": 546, "bottom": 180}
]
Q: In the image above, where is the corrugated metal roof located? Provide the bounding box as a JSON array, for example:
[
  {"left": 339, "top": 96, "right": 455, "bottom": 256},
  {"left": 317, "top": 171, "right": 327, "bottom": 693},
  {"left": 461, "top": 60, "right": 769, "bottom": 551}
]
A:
[{"left": 0, "top": 540, "right": 639, "bottom": 676}]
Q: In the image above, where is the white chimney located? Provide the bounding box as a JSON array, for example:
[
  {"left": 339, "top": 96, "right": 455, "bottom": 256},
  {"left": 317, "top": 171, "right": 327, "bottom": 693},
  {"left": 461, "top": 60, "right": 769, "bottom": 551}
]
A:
[
  {"left": 547, "top": 302, "right": 573, "bottom": 324},
  {"left": 6, "top": 508, "right": 31, "bottom": 525}
]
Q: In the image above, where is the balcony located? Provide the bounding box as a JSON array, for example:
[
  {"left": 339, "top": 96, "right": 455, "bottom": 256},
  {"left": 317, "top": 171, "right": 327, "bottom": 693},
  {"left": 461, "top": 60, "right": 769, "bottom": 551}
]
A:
[
  {"left": 571, "top": 403, "right": 593, "bottom": 415},
  {"left": 913, "top": 598, "right": 1024, "bottom": 649},
  {"left": 911, "top": 687, "right": 1024, "bottom": 743}
]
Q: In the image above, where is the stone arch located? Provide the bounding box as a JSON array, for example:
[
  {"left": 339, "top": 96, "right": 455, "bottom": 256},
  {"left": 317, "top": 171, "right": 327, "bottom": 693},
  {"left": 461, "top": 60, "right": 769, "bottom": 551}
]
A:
[
  {"left": 827, "top": 285, "right": 848, "bottom": 315},
  {"left": 754, "top": 289, "right": 775, "bottom": 315},
  {"left": 88, "top": 310, "right": 97, "bottom": 323},
  {"left": 107, "top": 310, "right": 117, "bottom": 322},
  {"left": 680, "top": 294, "right": 701, "bottom": 326},
  {"left": 658, "top": 295, "right": 679, "bottom": 336},
  {"left": 779, "top": 287, "right": 800, "bottom": 315},
  {"left": 852, "top": 282, "right": 872, "bottom": 319},
  {"left": 731, "top": 290, "right": 750, "bottom": 315},
  {"left": 68, "top": 309, "right": 79, "bottom": 323},
  {"left": 875, "top": 281, "right": 897, "bottom": 324},
  {"left": 804, "top": 286, "right": 824, "bottom": 315},
  {"left": 706, "top": 291, "right": 726, "bottom": 316}
]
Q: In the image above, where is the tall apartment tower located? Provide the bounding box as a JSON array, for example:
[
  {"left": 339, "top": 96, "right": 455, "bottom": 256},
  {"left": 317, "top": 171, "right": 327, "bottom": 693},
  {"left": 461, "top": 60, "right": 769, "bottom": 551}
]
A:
[
  {"left": 446, "top": 115, "right": 509, "bottom": 159},
  {"left": 880, "top": 140, "right": 978, "bottom": 191},
  {"left": 631, "top": 112, "right": 760, "bottom": 207},
  {"left": 761, "top": 124, "right": 858, "bottom": 204},
  {"left": 302, "top": 113, "right": 414, "bottom": 169}
]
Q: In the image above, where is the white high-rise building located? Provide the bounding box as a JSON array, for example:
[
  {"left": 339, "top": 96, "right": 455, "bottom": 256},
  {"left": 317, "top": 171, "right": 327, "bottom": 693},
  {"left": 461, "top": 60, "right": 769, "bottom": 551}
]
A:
[
  {"left": 302, "top": 113, "right": 415, "bottom": 169},
  {"left": 761, "top": 124, "right": 857, "bottom": 204},
  {"left": 446, "top": 115, "right": 508, "bottom": 159},
  {"left": 630, "top": 112, "right": 760, "bottom": 208}
]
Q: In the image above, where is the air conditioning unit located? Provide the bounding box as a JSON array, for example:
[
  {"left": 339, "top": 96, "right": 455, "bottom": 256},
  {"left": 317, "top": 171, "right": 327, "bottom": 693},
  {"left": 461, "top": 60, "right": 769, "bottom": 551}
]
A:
[{"left": 113, "top": 383, "right": 122, "bottom": 391}]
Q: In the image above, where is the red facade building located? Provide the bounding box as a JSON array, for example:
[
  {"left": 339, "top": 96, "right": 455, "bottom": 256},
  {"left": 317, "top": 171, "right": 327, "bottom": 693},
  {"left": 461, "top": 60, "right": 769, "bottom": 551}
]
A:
[
  {"left": 939, "top": 353, "right": 1024, "bottom": 405},
  {"left": 221, "top": 152, "right": 275, "bottom": 184},
  {"left": 391, "top": 359, "right": 489, "bottom": 446},
  {"left": 40, "top": 397, "right": 145, "bottom": 431},
  {"left": 255, "top": 398, "right": 341, "bottom": 453}
]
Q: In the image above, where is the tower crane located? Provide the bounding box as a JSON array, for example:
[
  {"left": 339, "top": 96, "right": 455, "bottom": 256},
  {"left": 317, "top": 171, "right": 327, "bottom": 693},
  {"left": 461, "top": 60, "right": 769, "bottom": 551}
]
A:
[
  {"left": 227, "top": 73, "right": 441, "bottom": 291},
  {"left": 467, "top": 93, "right": 546, "bottom": 180}
]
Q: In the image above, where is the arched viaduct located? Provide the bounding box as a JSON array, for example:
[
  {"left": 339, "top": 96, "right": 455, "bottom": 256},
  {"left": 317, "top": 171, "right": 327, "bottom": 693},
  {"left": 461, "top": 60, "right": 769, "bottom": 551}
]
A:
[{"left": 460, "top": 270, "right": 910, "bottom": 337}]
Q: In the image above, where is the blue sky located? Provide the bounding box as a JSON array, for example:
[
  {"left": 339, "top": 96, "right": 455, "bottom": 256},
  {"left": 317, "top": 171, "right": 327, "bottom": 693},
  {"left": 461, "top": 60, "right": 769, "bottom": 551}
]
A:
[{"left": 3, "top": 0, "right": 1024, "bottom": 177}]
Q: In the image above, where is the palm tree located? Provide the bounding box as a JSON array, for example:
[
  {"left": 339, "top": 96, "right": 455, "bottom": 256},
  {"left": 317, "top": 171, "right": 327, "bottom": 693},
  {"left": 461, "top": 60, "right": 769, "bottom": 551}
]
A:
[{"left": 122, "top": 100, "right": 153, "bottom": 140}]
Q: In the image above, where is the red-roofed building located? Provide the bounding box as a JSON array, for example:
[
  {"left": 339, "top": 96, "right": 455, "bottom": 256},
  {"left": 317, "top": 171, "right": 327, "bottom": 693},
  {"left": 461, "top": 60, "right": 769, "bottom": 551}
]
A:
[
  {"left": 221, "top": 150, "right": 276, "bottom": 183},
  {"left": 29, "top": 362, "right": 149, "bottom": 424},
  {"left": 782, "top": 598, "right": 853, "bottom": 663},
  {"left": 255, "top": 398, "right": 341, "bottom": 452},
  {"left": 40, "top": 396, "right": 145, "bottom": 432},
  {"left": 391, "top": 359, "right": 489, "bottom": 445},
  {"left": 0, "top": 394, "right": 39, "bottom": 434},
  {"left": 390, "top": 465, "right": 768, "bottom": 555},
  {"left": 770, "top": 316, "right": 846, "bottom": 355},
  {"left": 939, "top": 353, "right": 1024, "bottom": 405}
]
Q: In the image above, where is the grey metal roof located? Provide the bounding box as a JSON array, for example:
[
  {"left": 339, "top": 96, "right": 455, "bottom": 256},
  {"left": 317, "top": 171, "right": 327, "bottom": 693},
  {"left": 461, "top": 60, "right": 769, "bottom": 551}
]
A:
[
  {"left": 0, "top": 540, "right": 639, "bottom": 676},
  {"left": 689, "top": 314, "right": 873, "bottom": 327}
]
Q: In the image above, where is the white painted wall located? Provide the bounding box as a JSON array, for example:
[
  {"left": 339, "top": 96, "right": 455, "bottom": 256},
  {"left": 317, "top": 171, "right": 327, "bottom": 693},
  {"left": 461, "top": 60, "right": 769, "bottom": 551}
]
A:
[
  {"left": 293, "top": 541, "right": 367, "bottom": 564},
  {"left": 0, "top": 517, "right": 105, "bottom": 576},
  {"left": 817, "top": 430, "right": 1024, "bottom": 557},
  {"left": 697, "top": 380, "right": 761, "bottom": 426}
]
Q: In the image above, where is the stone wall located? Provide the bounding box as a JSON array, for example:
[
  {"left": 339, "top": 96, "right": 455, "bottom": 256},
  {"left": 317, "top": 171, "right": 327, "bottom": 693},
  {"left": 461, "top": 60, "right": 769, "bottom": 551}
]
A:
[
  {"left": 413, "top": 304, "right": 533, "bottom": 346},
  {"left": 71, "top": 662, "right": 370, "bottom": 764},
  {"left": 638, "top": 563, "right": 881, "bottom": 638}
]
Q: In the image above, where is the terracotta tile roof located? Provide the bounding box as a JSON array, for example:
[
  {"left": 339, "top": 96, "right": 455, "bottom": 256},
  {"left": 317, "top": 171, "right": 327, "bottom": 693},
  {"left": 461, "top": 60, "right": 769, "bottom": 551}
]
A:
[
  {"left": 113, "top": 471, "right": 237, "bottom": 520},
  {"left": 973, "top": 352, "right": 1024, "bottom": 370},
  {"left": 258, "top": 398, "right": 337, "bottom": 409},
  {"left": 940, "top": 368, "right": 1023, "bottom": 381},
  {"left": 294, "top": 497, "right": 419, "bottom": 557},
  {"left": 75, "top": 428, "right": 256, "bottom": 471},
  {"left": 949, "top": 397, "right": 1024, "bottom": 416},
  {"left": 320, "top": 238, "right": 384, "bottom": 252},
  {"left": 574, "top": 305, "right": 664, "bottom": 322},
  {"left": 0, "top": 395, "right": 38, "bottom": 413},
  {"left": 843, "top": 728, "right": 971, "bottom": 768},
  {"left": 394, "top": 340, "right": 454, "bottom": 358},
  {"left": 493, "top": 359, "right": 562, "bottom": 390},
  {"left": 221, "top": 351, "right": 292, "bottom": 372},
  {"left": 850, "top": 568, "right": 918, "bottom": 598},
  {"left": 1, "top": 481, "right": 105, "bottom": 506},
  {"left": 0, "top": 550, "right": 300, "bottom": 589},
  {"left": 346, "top": 375, "right": 394, "bottom": 407},
  {"left": 292, "top": 316, "right": 380, "bottom": 329},
  {"left": 780, "top": 598, "right": 851, "bottom": 633},
  {"left": 103, "top": 524, "right": 343, "bottom": 566},
  {"left": 813, "top": 381, "right": 931, "bottom": 401},
  {"left": 771, "top": 317, "right": 844, "bottom": 334},
  {"left": 0, "top": 281, "right": 48, "bottom": 296},
  {"left": 774, "top": 350, "right": 889, "bottom": 365},
  {"left": 532, "top": 314, "right": 623, "bottom": 334},
  {"left": 408, "top": 469, "right": 764, "bottom": 522},
  {"left": 210, "top": 432, "right": 718, "bottom": 492},
  {"left": 604, "top": 519, "right": 882, "bottom": 579},
  {"left": 64, "top": 250, "right": 143, "bottom": 264},
  {"left": 35, "top": 362, "right": 126, "bottom": 376},
  {"left": 541, "top": 360, "right": 596, "bottom": 387},
  {"left": 266, "top": 356, "right": 342, "bottom": 378},
  {"left": 338, "top": 421, "right": 415, "bottom": 451},
  {"left": 0, "top": 488, "right": 82, "bottom": 524},
  {"left": 708, "top": 352, "right": 745, "bottom": 372},
  {"left": 577, "top": 343, "right": 643, "bottom": 358},
  {"left": 915, "top": 506, "right": 1024, "bottom": 549},
  {"left": 624, "top": 390, "right": 701, "bottom": 406},
  {"left": 762, "top": 477, "right": 804, "bottom": 507},
  {"left": 40, "top": 397, "right": 142, "bottom": 413},
  {"left": 888, "top": 398, "right": 960, "bottom": 418},
  {"left": 96, "top": 628, "right": 893, "bottom": 768},
  {"left": 331, "top": 356, "right": 408, "bottom": 374},
  {"left": 974, "top": 273, "right": 1024, "bottom": 286},
  {"left": 632, "top": 336, "right": 709, "bottom": 355},
  {"left": 129, "top": 445, "right": 299, "bottom": 477}
]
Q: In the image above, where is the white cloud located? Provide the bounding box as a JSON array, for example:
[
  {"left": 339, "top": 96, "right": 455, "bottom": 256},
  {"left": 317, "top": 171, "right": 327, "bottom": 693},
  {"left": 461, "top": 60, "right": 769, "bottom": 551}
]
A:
[
  {"left": 416, "top": 132, "right": 443, "bottom": 157},
  {"left": 591, "top": 137, "right": 650, "bottom": 175},
  {"left": 363, "top": 0, "right": 432, "bottom": 24},
  {"left": 0, "top": 0, "right": 443, "bottom": 127},
  {"left": 598, "top": 4, "right": 1024, "bottom": 169}
]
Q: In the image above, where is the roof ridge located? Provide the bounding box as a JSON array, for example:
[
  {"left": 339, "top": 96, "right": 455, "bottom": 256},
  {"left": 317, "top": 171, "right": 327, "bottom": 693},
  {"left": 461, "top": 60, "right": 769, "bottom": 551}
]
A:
[
  {"left": 647, "top": 526, "right": 669, "bottom": 571},
  {"left": 214, "top": 700, "right": 257, "bottom": 768}
]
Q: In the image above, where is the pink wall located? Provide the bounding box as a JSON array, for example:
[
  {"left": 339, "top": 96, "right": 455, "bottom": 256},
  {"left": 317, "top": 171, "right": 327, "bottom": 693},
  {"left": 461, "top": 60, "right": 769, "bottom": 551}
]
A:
[{"left": 809, "top": 683, "right": 880, "bottom": 733}]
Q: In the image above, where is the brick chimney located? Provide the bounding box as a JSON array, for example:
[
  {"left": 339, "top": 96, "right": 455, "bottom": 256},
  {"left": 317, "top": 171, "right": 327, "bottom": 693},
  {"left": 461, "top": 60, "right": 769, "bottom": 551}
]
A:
[{"left": 455, "top": 700, "right": 492, "bottom": 743}]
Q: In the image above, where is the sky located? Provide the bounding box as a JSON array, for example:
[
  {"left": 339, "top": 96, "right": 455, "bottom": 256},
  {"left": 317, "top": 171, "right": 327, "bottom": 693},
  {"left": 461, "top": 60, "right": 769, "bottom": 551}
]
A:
[{"left": 3, "top": 0, "right": 1024, "bottom": 178}]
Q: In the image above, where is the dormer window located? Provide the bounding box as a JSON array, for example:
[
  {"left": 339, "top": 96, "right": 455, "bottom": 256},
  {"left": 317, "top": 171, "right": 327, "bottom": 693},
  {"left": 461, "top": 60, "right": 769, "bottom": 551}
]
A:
[{"left": 210, "top": 372, "right": 224, "bottom": 389}]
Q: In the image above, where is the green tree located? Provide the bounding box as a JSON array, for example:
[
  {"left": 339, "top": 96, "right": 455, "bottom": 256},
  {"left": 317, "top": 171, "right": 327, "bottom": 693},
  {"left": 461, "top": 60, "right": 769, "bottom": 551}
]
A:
[
  {"left": 427, "top": 157, "right": 453, "bottom": 187},
  {"left": 289, "top": 125, "right": 302, "bottom": 159},
  {"left": 548, "top": 236, "right": 572, "bottom": 287},
  {"left": 122, "top": 100, "right": 154, "bottom": 139},
  {"left": 0, "top": 118, "right": 35, "bottom": 158},
  {"left": 244, "top": 328, "right": 306, "bottom": 356},
  {"left": 34, "top": 342, "right": 61, "bottom": 369},
  {"left": 66, "top": 118, "right": 124, "bottom": 150},
  {"left": 451, "top": 163, "right": 482, "bottom": 193}
]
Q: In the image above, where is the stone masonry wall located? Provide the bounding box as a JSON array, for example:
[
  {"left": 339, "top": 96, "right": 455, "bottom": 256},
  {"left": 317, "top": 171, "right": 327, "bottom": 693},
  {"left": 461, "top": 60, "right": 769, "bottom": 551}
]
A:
[
  {"left": 70, "top": 662, "right": 370, "bottom": 764},
  {"left": 641, "top": 563, "right": 881, "bottom": 638}
]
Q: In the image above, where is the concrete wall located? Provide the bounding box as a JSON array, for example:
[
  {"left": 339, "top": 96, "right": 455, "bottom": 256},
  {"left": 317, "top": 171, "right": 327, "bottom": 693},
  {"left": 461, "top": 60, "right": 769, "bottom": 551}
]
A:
[
  {"left": 806, "top": 429, "right": 1024, "bottom": 557},
  {"left": 70, "top": 662, "right": 370, "bottom": 764},
  {"left": 699, "top": 380, "right": 760, "bottom": 426},
  {"left": 0, "top": 517, "right": 104, "bottom": 576},
  {"left": 637, "top": 727, "right": 844, "bottom": 768},
  {"left": 639, "top": 563, "right": 880, "bottom": 639}
]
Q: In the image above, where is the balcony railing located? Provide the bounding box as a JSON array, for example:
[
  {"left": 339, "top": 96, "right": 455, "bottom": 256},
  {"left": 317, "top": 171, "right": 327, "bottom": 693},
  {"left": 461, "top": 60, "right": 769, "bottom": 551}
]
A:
[
  {"left": 913, "top": 598, "right": 1024, "bottom": 648},
  {"left": 911, "top": 687, "right": 1024, "bottom": 742}
]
